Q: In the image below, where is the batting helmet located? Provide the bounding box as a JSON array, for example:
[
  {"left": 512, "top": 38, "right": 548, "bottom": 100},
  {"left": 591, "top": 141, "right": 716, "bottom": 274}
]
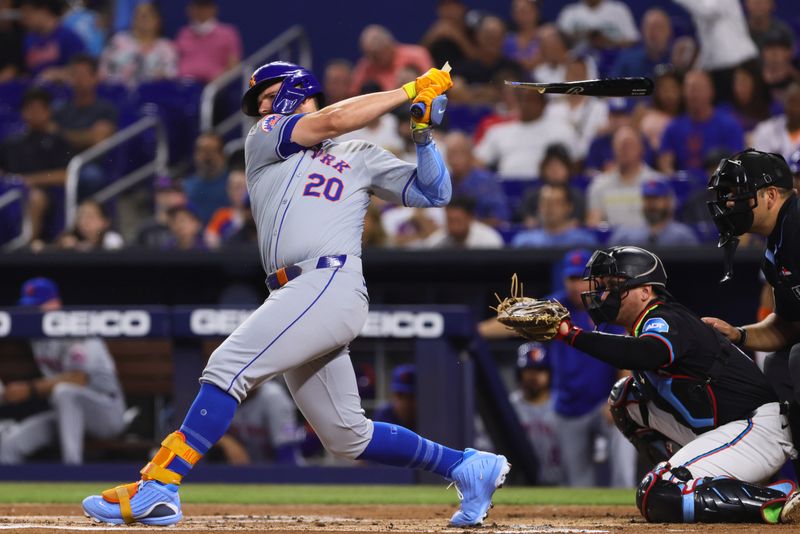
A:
[
  {"left": 706, "top": 148, "right": 793, "bottom": 246},
  {"left": 581, "top": 246, "right": 667, "bottom": 325},
  {"left": 241, "top": 61, "right": 324, "bottom": 117}
]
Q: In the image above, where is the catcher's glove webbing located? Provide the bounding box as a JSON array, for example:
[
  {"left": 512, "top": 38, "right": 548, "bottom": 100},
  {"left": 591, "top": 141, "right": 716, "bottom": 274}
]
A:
[{"left": 494, "top": 274, "right": 571, "bottom": 341}]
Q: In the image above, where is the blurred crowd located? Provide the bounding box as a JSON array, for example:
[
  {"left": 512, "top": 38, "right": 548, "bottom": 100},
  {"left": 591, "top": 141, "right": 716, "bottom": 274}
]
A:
[{"left": 2, "top": 0, "right": 800, "bottom": 252}]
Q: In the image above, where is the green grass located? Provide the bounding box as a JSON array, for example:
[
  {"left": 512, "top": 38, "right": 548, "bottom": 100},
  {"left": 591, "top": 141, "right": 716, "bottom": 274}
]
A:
[{"left": 0, "top": 483, "right": 633, "bottom": 506}]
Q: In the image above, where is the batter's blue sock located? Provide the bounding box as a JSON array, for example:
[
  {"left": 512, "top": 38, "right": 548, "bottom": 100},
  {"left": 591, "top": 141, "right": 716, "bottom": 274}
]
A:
[
  {"left": 163, "top": 383, "right": 238, "bottom": 478},
  {"left": 357, "top": 422, "right": 464, "bottom": 479}
]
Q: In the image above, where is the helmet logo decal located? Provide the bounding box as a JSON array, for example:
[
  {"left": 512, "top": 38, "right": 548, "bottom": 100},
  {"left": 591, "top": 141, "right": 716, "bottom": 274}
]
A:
[{"left": 249, "top": 75, "right": 256, "bottom": 88}]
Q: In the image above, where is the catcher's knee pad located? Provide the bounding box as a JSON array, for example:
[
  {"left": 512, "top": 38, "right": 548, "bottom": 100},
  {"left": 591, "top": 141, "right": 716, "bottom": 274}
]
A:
[
  {"left": 637, "top": 462, "right": 794, "bottom": 524},
  {"left": 609, "top": 377, "right": 676, "bottom": 465}
]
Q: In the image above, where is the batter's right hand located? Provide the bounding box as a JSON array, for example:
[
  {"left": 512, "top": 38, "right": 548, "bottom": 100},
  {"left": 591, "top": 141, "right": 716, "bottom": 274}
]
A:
[
  {"left": 701, "top": 316, "right": 739, "bottom": 342},
  {"left": 402, "top": 68, "right": 453, "bottom": 100}
]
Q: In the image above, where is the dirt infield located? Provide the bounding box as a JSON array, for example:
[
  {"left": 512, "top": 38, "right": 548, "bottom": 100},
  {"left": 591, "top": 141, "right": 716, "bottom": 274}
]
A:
[{"left": 0, "top": 503, "right": 787, "bottom": 533}]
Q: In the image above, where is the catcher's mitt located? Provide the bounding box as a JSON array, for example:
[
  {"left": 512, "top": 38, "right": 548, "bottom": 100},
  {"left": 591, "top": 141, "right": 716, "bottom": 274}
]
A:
[{"left": 494, "top": 274, "right": 571, "bottom": 341}]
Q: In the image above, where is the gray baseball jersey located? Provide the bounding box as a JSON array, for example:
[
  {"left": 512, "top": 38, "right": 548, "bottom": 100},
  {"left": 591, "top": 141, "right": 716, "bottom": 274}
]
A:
[
  {"left": 509, "top": 390, "right": 563, "bottom": 485},
  {"left": 244, "top": 113, "right": 416, "bottom": 272},
  {"left": 30, "top": 338, "right": 122, "bottom": 398}
]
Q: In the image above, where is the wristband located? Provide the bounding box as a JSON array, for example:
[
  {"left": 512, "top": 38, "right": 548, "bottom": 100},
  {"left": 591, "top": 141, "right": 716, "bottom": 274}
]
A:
[
  {"left": 402, "top": 81, "right": 416, "bottom": 100},
  {"left": 735, "top": 326, "right": 748, "bottom": 347}
]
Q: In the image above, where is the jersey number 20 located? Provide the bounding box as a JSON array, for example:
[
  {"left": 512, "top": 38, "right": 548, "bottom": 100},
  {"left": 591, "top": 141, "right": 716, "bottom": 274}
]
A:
[{"left": 303, "top": 173, "right": 343, "bottom": 201}]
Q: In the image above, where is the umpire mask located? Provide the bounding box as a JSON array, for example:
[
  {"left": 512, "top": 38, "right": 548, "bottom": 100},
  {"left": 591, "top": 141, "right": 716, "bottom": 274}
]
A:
[
  {"left": 706, "top": 149, "right": 794, "bottom": 281},
  {"left": 581, "top": 247, "right": 668, "bottom": 326}
]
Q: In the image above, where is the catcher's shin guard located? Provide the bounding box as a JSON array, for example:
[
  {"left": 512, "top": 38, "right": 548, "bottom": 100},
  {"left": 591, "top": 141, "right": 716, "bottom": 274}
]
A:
[
  {"left": 636, "top": 462, "right": 794, "bottom": 523},
  {"left": 609, "top": 377, "right": 678, "bottom": 464}
]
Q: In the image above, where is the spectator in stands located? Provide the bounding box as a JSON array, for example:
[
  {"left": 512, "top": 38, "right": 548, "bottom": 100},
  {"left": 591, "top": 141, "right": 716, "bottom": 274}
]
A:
[
  {"left": 588, "top": 125, "right": 662, "bottom": 228},
  {"left": 363, "top": 202, "right": 388, "bottom": 248},
  {"left": 420, "top": 0, "right": 476, "bottom": 69},
  {"left": 518, "top": 144, "right": 586, "bottom": 226},
  {"left": 382, "top": 205, "right": 444, "bottom": 248},
  {"left": 548, "top": 57, "right": 609, "bottom": 161},
  {"left": 0, "top": 88, "right": 73, "bottom": 242},
  {"left": 62, "top": 0, "right": 106, "bottom": 57},
  {"left": 56, "top": 198, "right": 124, "bottom": 251},
  {"left": 746, "top": 0, "right": 795, "bottom": 52},
  {"left": 638, "top": 69, "right": 683, "bottom": 154},
  {"left": 205, "top": 153, "right": 248, "bottom": 249},
  {"left": 671, "top": 0, "right": 758, "bottom": 103},
  {"left": 0, "top": 0, "right": 25, "bottom": 81},
  {"left": 658, "top": 70, "right": 744, "bottom": 178},
  {"left": 724, "top": 62, "right": 773, "bottom": 134},
  {"left": 760, "top": 29, "right": 799, "bottom": 103},
  {"left": 422, "top": 196, "right": 503, "bottom": 248},
  {"left": 217, "top": 381, "right": 302, "bottom": 465},
  {"left": 751, "top": 82, "right": 800, "bottom": 161},
  {"left": 609, "top": 8, "right": 673, "bottom": 79},
  {"left": 509, "top": 342, "right": 563, "bottom": 486},
  {"left": 99, "top": 1, "right": 177, "bottom": 88},
  {"left": 135, "top": 176, "right": 187, "bottom": 248},
  {"left": 556, "top": 0, "right": 639, "bottom": 53},
  {"left": 532, "top": 24, "right": 572, "bottom": 84},
  {"left": 452, "top": 16, "right": 523, "bottom": 104},
  {"left": 182, "top": 132, "right": 228, "bottom": 225},
  {"left": 221, "top": 197, "right": 257, "bottom": 248},
  {"left": 512, "top": 183, "right": 596, "bottom": 248},
  {"left": 163, "top": 204, "right": 205, "bottom": 251},
  {"left": 175, "top": 0, "right": 242, "bottom": 83},
  {"left": 54, "top": 54, "right": 117, "bottom": 152},
  {"left": 475, "top": 89, "right": 575, "bottom": 179},
  {"left": 323, "top": 59, "right": 354, "bottom": 105},
  {"left": 374, "top": 364, "right": 417, "bottom": 431},
  {"left": 0, "top": 278, "right": 126, "bottom": 465},
  {"left": 584, "top": 96, "right": 638, "bottom": 175},
  {"left": 503, "top": 0, "right": 542, "bottom": 73},
  {"left": 351, "top": 25, "right": 432, "bottom": 94},
  {"left": 444, "top": 131, "right": 509, "bottom": 228},
  {"left": 608, "top": 179, "right": 698, "bottom": 247},
  {"left": 19, "top": 0, "right": 85, "bottom": 81}
]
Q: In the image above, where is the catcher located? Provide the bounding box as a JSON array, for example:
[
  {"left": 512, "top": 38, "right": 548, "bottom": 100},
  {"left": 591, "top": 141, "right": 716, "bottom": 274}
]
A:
[{"left": 497, "top": 245, "right": 797, "bottom": 524}]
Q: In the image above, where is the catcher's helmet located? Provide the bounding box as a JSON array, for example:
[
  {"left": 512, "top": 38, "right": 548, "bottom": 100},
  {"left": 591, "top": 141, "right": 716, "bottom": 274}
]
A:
[
  {"left": 581, "top": 246, "right": 667, "bottom": 325},
  {"left": 241, "top": 61, "right": 324, "bottom": 117},
  {"left": 706, "top": 148, "right": 793, "bottom": 246}
]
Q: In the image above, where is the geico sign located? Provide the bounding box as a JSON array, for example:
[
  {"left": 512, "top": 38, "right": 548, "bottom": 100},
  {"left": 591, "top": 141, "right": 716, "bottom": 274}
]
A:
[
  {"left": 360, "top": 311, "right": 444, "bottom": 338},
  {"left": 0, "top": 311, "right": 10, "bottom": 337},
  {"left": 43, "top": 310, "right": 151, "bottom": 337},
  {"left": 190, "top": 309, "right": 253, "bottom": 336}
]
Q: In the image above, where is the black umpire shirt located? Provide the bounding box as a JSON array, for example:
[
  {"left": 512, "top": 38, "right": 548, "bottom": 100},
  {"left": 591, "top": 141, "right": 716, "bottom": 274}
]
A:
[
  {"left": 570, "top": 299, "right": 777, "bottom": 432},
  {"left": 762, "top": 193, "right": 800, "bottom": 321}
]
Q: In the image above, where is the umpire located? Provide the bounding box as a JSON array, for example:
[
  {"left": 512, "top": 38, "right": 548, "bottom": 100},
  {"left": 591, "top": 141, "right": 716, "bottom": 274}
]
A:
[{"left": 703, "top": 148, "right": 800, "bottom": 465}]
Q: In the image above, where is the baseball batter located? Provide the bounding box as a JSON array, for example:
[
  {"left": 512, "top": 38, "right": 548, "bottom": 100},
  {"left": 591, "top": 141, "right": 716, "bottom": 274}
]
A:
[
  {"left": 549, "top": 246, "right": 796, "bottom": 523},
  {"left": 2, "top": 278, "right": 125, "bottom": 465},
  {"left": 83, "top": 61, "right": 509, "bottom": 527}
]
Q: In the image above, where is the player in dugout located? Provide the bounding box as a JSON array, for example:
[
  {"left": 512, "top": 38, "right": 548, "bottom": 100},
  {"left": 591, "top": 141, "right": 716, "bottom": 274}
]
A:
[{"left": 501, "top": 245, "right": 798, "bottom": 524}]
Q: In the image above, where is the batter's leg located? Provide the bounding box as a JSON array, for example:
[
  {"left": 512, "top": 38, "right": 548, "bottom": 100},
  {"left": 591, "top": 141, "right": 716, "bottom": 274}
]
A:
[
  {"left": 607, "top": 420, "right": 637, "bottom": 487},
  {"left": 51, "top": 383, "right": 126, "bottom": 464},
  {"left": 0, "top": 411, "right": 58, "bottom": 464},
  {"left": 555, "top": 409, "right": 596, "bottom": 486},
  {"left": 285, "top": 347, "right": 509, "bottom": 527}
]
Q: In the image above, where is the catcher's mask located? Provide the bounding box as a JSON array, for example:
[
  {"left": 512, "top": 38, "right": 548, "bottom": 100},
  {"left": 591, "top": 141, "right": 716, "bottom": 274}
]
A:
[
  {"left": 581, "top": 246, "right": 667, "bottom": 325},
  {"left": 706, "top": 148, "right": 793, "bottom": 281}
]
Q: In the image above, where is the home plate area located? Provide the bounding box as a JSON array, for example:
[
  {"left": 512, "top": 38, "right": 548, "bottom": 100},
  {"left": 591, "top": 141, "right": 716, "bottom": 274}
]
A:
[{"left": 0, "top": 504, "right": 793, "bottom": 533}]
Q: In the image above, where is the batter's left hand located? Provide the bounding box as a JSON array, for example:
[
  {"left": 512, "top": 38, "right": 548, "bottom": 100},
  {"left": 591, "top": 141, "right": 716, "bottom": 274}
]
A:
[{"left": 701, "top": 316, "right": 738, "bottom": 342}]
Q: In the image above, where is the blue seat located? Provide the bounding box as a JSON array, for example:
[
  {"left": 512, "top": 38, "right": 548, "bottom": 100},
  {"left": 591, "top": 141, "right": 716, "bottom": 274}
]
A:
[
  {"left": 134, "top": 80, "right": 204, "bottom": 164},
  {"left": 500, "top": 179, "right": 537, "bottom": 218},
  {"left": 446, "top": 103, "right": 494, "bottom": 135}
]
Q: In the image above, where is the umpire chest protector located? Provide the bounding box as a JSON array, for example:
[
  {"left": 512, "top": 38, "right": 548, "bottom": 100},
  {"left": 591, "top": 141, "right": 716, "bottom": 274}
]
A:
[
  {"left": 761, "top": 194, "right": 800, "bottom": 321},
  {"left": 631, "top": 301, "right": 776, "bottom": 434}
]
